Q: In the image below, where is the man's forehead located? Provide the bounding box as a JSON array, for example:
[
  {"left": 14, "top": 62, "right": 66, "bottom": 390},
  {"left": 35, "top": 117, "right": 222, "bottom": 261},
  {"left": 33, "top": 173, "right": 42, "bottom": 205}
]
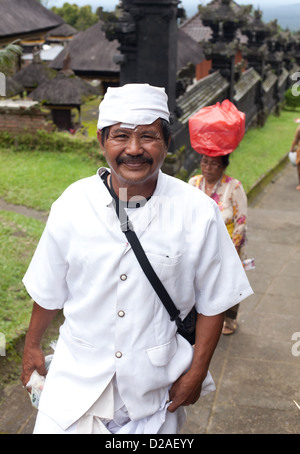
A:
[{"left": 110, "top": 121, "right": 162, "bottom": 133}]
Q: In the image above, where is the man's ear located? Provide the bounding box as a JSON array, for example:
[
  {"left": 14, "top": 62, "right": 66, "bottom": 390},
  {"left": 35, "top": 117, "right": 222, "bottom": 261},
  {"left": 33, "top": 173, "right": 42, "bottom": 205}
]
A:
[
  {"left": 97, "top": 129, "right": 104, "bottom": 152},
  {"left": 165, "top": 136, "right": 171, "bottom": 155},
  {"left": 97, "top": 129, "right": 102, "bottom": 144}
]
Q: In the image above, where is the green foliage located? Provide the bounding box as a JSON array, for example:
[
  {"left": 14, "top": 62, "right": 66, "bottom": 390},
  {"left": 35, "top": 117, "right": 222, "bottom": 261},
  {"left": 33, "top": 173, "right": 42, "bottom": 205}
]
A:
[
  {"left": 285, "top": 88, "right": 300, "bottom": 110},
  {"left": 0, "top": 131, "right": 107, "bottom": 210},
  {"left": 224, "top": 108, "right": 299, "bottom": 192},
  {"left": 79, "top": 95, "right": 103, "bottom": 138},
  {"left": 0, "top": 41, "right": 23, "bottom": 74},
  {"left": 0, "top": 211, "right": 45, "bottom": 348},
  {"left": 51, "top": 3, "right": 99, "bottom": 30},
  {"left": 0, "top": 129, "right": 99, "bottom": 159},
  {"left": 96, "top": 6, "right": 118, "bottom": 22}
]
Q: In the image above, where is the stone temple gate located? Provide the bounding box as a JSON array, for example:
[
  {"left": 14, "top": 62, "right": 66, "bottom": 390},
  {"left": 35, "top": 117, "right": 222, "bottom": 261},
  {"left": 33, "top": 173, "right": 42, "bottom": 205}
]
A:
[{"left": 104, "top": 0, "right": 184, "bottom": 124}]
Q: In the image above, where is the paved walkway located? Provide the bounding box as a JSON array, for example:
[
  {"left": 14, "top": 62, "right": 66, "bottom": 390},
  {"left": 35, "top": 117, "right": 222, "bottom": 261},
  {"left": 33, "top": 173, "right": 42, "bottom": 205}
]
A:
[
  {"left": 0, "top": 198, "right": 48, "bottom": 223},
  {"left": 0, "top": 163, "right": 300, "bottom": 434},
  {"left": 183, "top": 162, "right": 300, "bottom": 434}
]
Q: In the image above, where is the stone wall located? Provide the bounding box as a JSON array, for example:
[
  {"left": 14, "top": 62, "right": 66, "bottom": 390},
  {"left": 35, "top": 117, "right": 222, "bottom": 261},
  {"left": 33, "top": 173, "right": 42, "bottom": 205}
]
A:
[
  {"left": 0, "top": 100, "right": 54, "bottom": 135},
  {"left": 262, "top": 72, "right": 278, "bottom": 115},
  {"left": 278, "top": 68, "right": 290, "bottom": 104},
  {"left": 173, "top": 71, "right": 230, "bottom": 173},
  {"left": 234, "top": 68, "right": 261, "bottom": 129}
]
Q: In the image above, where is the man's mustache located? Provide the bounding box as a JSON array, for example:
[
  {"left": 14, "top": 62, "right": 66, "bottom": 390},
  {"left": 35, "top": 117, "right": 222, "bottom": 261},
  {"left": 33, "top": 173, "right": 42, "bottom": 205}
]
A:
[{"left": 116, "top": 156, "right": 153, "bottom": 165}]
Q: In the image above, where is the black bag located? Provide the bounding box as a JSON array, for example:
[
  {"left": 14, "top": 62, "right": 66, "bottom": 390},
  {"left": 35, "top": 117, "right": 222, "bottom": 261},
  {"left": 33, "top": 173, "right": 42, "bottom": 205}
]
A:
[
  {"left": 176, "top": 306, "right": 197, "bottom": 345},
  {"left": 101, "top": 171, "right": 196, "bottom": 344}
]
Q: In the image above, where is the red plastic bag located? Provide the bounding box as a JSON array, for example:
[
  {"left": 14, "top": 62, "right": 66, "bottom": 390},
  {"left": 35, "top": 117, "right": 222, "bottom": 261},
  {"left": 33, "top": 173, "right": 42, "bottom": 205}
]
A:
[{"left": 188, "top": 100, "right": 246, "bottom": 156}]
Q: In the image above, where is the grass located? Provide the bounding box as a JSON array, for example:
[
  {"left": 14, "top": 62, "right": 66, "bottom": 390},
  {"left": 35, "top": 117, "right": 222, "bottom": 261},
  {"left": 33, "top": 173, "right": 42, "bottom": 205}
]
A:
[
  {"left": 227, "top": 108, "right": 300, "bottom": 192},
  {"left": 0, "top": 105, "right": 299, "bottom": 350},
  {"left": 0, "top": 143, "right": 106, "bottom": 348},
  {"left": 75, "top": 95, "right": 102, "bottom": 138},
  {"left": 0, "top": 211, "right": 45, "bottom": 349},
  {"left": 0, "top": 149, "right": 104, "bottom": 211}
]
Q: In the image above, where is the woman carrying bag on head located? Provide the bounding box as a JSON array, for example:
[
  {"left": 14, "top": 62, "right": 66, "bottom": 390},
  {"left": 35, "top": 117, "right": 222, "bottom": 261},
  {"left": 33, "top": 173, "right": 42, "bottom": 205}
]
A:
[{"left": 188, "top": 100, "right": 250, "bottom": 335}]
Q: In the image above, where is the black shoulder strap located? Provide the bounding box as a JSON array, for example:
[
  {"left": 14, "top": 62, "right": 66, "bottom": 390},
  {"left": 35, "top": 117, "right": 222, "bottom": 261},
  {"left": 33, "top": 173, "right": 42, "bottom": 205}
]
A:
[
  {"left": 123, "top": 228, "right": 180, "bottom": 322},
  {"left": 100, "top": 170, "right": 181, "bottom": 323}
]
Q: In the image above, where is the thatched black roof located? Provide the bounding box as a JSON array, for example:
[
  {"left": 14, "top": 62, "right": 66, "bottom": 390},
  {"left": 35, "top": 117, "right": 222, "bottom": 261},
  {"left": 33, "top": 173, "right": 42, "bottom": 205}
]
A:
[
  {"left": 50, "top": 21, "right": 119, "bottom": 76},
  {"left": 51, "top": 21, "right": 204, "bottom": 78},
  {"left": 46, "top": 23, "right": 78, "bottom": 40},
  {"left": 177, "top": 29, "right": 204, "bottom": 69},
  {"left": 180, "top": 14, "right": 212, "bottom": 43},
  {"left": 2, "top": 77, "right": 23, "bottom": 98},
  {"left": 29, "top": 70, "right": 98, "bottom": 106},
  {"left": 13, "top": 56, "right": 56, "bottom": 90},
  {"left": 0, "top": 0, "right": 63, "bottom": 41}
]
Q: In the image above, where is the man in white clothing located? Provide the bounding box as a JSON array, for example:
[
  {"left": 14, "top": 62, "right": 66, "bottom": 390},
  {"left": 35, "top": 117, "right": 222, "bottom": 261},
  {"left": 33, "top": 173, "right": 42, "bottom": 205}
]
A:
[{"left": 21, "top": 84, "right": 253, "bottom": 434}]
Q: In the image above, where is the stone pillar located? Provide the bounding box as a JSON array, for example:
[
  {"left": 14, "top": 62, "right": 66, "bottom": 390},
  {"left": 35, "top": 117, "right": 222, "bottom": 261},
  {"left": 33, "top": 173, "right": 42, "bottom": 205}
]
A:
[
  {"left": 104, "top": 0, "right": 181, "bottom": 119},
  {"left": 199, "top": 0, "right": 248, "bottom": 101},
  {"left": 241, "top": 9, "right": 270, "bottom": 80}
]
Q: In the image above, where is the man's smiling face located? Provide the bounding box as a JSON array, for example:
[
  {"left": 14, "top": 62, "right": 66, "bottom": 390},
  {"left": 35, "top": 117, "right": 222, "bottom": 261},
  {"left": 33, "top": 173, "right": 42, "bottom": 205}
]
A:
[{"left": 98, "top": 119, "right": 168, "bottom": 196}]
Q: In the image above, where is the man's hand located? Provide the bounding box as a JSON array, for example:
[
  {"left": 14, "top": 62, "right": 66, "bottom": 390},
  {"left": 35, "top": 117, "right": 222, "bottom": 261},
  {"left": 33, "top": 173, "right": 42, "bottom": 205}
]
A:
[
  {"left": 167, "top": 371, "right": 204, "bottom": 413},
  {"left": 21, "top": 344, "right": 47, "bottom": 390},
  {"left": 167, "top": 312, "right": 224, "bottom": 413},
  {"left": 20, "top": 302, "right": 59, "bottom": 389}
]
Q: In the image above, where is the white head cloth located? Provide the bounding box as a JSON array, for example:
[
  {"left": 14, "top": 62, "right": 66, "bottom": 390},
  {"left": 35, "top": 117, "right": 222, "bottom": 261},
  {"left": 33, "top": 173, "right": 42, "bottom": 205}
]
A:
[{"left": 97, "top": 83, "right": 170, "bottom": 130}]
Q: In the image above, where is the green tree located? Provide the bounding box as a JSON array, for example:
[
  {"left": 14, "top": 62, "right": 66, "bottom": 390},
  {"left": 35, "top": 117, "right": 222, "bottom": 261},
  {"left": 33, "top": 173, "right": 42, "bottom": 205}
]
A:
[
  {"left": 74, "top": 5, "right": 98, "bottom": 30},
  {"left": 51, "top": 3, "right": 98, "bottom": 31},
  {"left": 35, "top": 0, "right": 51, "bottom": 6},
  {"left": 96, "top": 6, "right": 118, "bottom": 22},
  {"left": 51, "top": 3, "right": 79, "bottom": 27},
  {"left": 0, "top": 41, "right": 23, "bottom": 75}
]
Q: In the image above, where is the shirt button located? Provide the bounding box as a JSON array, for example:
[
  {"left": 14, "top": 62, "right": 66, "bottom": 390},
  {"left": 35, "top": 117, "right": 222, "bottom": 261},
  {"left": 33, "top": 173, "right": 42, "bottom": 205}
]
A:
[
  {"left": 115, "top": 351, "right": 122, "bottom": 358},
  {"left": 120, "top": 274, "right": 127, "bottom": 281},
  {"left": 118, "top": 310, "right": 125, "bottom": 317}
]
